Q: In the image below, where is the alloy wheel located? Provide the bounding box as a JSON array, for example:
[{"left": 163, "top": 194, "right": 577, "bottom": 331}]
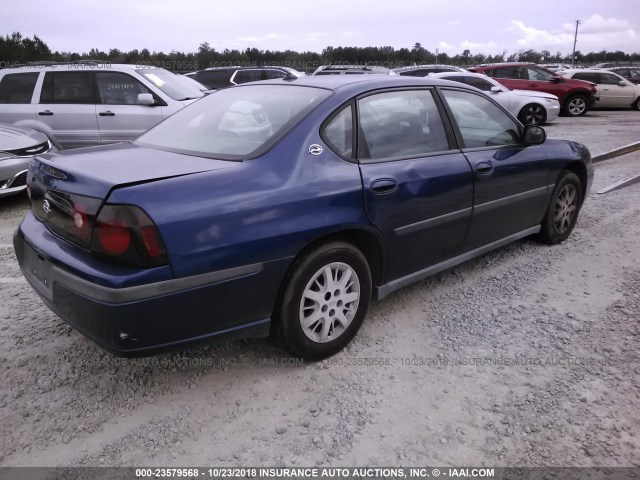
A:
[
  {"left": 299, "top": 262, "right": 361, "bottom": 343},
  {"left": 553, "top": 184, "right": 578, "bottom": 234}
]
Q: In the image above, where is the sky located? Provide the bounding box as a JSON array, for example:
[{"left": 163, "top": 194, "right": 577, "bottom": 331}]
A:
[{"left": 2, "top": 0, "right": 639, "bottom": 56}]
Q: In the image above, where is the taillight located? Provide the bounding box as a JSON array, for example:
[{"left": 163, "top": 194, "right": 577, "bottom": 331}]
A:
[{"left": 91, "top": 205, "right": 168, "bottom": 268}]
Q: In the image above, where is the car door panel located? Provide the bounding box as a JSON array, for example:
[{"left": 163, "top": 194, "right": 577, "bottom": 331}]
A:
[
  {"left": 95, "top": 72, "right": 164, "bottom": 144},
  {"left": 360, "top": 154, "right": 474, "bottom": 280},
  {"left": 440, "top": 88, "right": 551, "bottom": 251},
  {"left": 37, "top": 71, "right": 99, "bottom": 149},
  {"left": 355, "top": 89, "right": 474, "bottom": 281}
]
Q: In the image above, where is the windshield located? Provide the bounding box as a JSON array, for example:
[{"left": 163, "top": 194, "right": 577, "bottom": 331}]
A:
[
  {"left": 135, "top": 84, "right": 331, "bottom": 159},
  {"left": 136, "top": 69, "right": 204, "bottom": 100}
]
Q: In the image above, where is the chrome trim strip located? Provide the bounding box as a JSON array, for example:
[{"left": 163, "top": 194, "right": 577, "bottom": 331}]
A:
[
  {"left": 395, "top": 207, "right": 472, "bottom": 236},
  {"left": 474, "top": 185, "right": 550, "bottom": 214},
  {"left": 376, "top": 225, "right": 541, "bottom": 300}
]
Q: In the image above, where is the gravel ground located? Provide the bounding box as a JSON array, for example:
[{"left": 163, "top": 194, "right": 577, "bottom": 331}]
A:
[{"left": 0, "top": 109, "right": 639, "bottom": 468}]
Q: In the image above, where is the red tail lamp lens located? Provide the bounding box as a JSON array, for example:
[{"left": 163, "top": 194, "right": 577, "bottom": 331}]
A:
[
  {"left": 97, "top": 222, "right": 132, "bottom": 255},
  {"left": 91, "top": 204, "right": 168, "bottom": 267}
]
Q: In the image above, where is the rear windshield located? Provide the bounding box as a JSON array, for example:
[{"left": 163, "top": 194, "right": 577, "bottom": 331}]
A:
[
  {"left": 136, "top": 69, "right": 204, "bottom": 100},
  {"left": 135, "top": 84, "right": 331, "bottom": 159}
]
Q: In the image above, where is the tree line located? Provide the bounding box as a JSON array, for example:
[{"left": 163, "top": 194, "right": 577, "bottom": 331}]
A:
[{"left": 1, "top": 32, "right": 639, "bottom": 73}]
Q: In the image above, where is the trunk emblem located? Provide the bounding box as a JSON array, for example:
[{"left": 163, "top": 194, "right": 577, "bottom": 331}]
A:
[{"left": 42, "top": 199, "right": 52, "bottom": 215}]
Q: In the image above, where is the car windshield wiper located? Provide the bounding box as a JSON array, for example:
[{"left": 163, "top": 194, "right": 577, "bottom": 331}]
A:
[{"left": 179, "top": 96, "right": 201, "bottom": 101}]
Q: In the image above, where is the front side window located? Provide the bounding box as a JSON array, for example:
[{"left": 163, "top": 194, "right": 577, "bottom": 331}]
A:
[
  {"left": 442, "top": 89, "right": 520, "bottom": 149},
  {"left": 135, "top": 84, "right": 330, "bottom": 159},
  {"left": 40, "top": 72, "right": 94, "bottom": 104},
  {"left": 96, "top": 72, "right": 152, "bottom": 104},
  {"left": 136, "top": 69, "right": 203, "bottom": 100},
  {"left": 527, "top": 67, "right": 554, "bottom": 81},
  {"left": 322, "top": 105, "right": 353, "bottom": 160},
  {"left": 357, "top": 89, "right": 450, "bottom": 160},
  {"left": 443, "top": 76, "right": 494, "bottom": 92},
  {"left": 264, "top": 70, "right": 286, "bottom": 80},
  {"left": 599, "top": 73, "right": 622, "bottom": 85},
  {"left": 0, "top": 73, "right": 39, "bottom": 104}
]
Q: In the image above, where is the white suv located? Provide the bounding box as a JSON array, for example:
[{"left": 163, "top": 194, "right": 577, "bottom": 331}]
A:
[{"left": 0, "top": 62, "right": 204, "bottom": 149}]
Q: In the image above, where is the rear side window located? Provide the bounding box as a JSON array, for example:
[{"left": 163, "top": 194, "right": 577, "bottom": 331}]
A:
[
  {"left": 233, "top": 70, "right": 264, "bottom": 84},
  {"left": 40, "top": 72, "right": 95, "bottom": 104},
  {"left": 96, "top": 72, "right": 151, "bottom": 104},
  {"left": 487, "top": 67, "right": 524, "bottom": 79},
  {"left": 191, "top": 70, "right": 232, "bottom": 89},
  {"left": 322, "top": 105, "right": 353, "bottom": 160},
  {"left": 0, "top": 73, "right": 39, "bottom": 104},
  {"left": 572, "top": 72, "right": 598, "bottom": 83},
  {"left": 442, "top": 89, "right": 520, "bottom": 149},
  {"left": 357, "top": 89, "right": 450, "bottom": 161}
]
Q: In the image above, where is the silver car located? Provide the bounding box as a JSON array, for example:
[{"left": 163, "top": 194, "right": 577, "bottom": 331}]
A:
[
  {"left": 0, "top": 62, "right": 204, "bottom": 149},
  {"left": 430, "top": 72, "right": 561, "bottom": 125},
  {"left": 0, "top": 123, "right": 53, "bottom": 198}
]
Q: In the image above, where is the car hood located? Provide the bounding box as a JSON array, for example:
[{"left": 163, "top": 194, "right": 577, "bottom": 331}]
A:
[
  {"left": 33, "top": 142, "right": 236, "bottom": 198},
  {"left": 0, "top": 123, "right": 49, "bottom": 152},
  {"left": 511, "top": 89, "right": 559, "bottom": 101}
]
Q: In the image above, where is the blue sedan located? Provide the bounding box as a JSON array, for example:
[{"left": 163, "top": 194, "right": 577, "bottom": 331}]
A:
[{"left": 14, "top": 75, "right": 594, "bottom": 359}]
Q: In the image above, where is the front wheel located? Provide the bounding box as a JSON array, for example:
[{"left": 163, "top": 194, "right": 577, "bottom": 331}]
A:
[
  {"left": 563, "top": 94, "right": 588, "bottom": 117},
  {"left": 536, "top": 171, "right": 583, "bottom": 244},
  {"left": 273, "top": 242, "right": 372, "bottom": 360},
  {"left": 632, "top": 98, "right": 640, "bottom": 111},
  {"left": 518, "top": 103, "right": 547, "bottom": 125}
]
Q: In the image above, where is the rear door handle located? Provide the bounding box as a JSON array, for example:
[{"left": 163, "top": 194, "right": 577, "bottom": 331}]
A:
[
  {"left": 370, "top": 178, "right": 398, "bottom": 195},
  {"left": 475, "top": 160, "right": 494, "bottom": 177},
  {"left": 38, "top": 110, "right": 53, "bottom": 116},
  {"left": 99, "top": 111, "right": 115, "bottom": 117}
]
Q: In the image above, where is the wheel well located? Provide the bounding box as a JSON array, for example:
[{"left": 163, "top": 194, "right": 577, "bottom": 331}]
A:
[
  {"left": 286, "top": 229, "right": 385, "bottom": 288},
  {"left": 563, "top": 162, "right": 588, "bottom": 201}
]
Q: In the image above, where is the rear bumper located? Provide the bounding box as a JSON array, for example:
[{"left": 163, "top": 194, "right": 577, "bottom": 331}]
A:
[{"left": 14, "top": 218, "right": 289, "bottom": 356}]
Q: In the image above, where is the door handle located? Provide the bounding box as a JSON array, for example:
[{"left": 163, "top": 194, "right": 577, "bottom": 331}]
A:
[
  {"left": 99, "top": 111, "right": 115, "bottom": 116},
  {"left": 38, "top": 110, "right": 54, "bottom": 116},
  {"left": 370, "top": 178, "right": 397, "bottom": 195},
  {"left": 475, "top": 160, "right": 494, "bottom": 176}
]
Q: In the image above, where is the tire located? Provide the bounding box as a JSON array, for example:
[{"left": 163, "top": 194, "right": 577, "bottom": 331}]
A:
[
  {"left": 563, "top": 94, "right": 588, "bottom": 117},
  {"left": 518, "top": 103, "right": 547, "bottom": 125},
  {"left": 633, "top": 98, "right": 640, "bottom": 111},
  {"left": 273, "top": 242, "right": 372, "bottom": 360},
  {"left": 536, "top": 171, "right": 583, "bottom": 245}
]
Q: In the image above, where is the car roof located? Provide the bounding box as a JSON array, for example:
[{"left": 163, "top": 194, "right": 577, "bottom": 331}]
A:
[
  {"left": 561, "top": 68, "right": 620, "bottom": 74},
  {"left": 238, "top": 74, "right": 468, "bottom": 93},
  {"left": 393, "top": 64, "right": 466, "bottom": 72},
  {"left": 0, "top": 63, "right": 155, "bottom": 73}
]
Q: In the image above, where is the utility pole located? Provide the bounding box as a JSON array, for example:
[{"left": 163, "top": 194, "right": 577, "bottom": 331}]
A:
[{"left": 571, "top": 20, "right": 580, "bottom": 66}]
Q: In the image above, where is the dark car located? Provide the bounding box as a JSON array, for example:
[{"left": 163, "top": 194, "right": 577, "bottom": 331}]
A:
[
  {"left": 469, "top": 63, "right": 598, "bottom": 117},
  {"left": 606, "top": 67, "right": 640, "bottom": 85},
  {"left": 312, "top": 65, "right": 395, "bottom": 75},
  {"left": 14, "top": 75, "right": 593, "bottom": 360},
  {"left": 393, "top": 65, "right": 467, "bottom": 76},
  {"left": 184, "top": 66, "right": 303, "bottom": 90}
]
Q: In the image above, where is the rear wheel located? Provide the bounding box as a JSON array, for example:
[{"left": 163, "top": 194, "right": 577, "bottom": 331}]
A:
[
  {"left": 518, "top": 103, "right": 547, "bottom": 125},
  {"left": 273, "top": 242, "right": 372, "bottom": 360},
  {"left": 536, "top": 171, "right": 583, "bottom": 244},
  {"left": 563, "top": 94, "right": 588, "bottom": 117},
  {"left": 632, "top": 98, "right": 640, "bottom": 111}
]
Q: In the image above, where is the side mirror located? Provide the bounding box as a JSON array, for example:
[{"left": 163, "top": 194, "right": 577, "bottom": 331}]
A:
[
  {"left": 490, "top": 86, "right": 502, "bottom": 93},
  {"left": 551, "top": 76, "right": 562, "bottom": 83},
  {"left": 523, "top": 125, "right": 546, "bottom": 145},
  {"left": 618, "top": 81, "right": 626, "bottom": 86},
  {"left": 137, "top": 93, "right": 155, "bottom": 105}
]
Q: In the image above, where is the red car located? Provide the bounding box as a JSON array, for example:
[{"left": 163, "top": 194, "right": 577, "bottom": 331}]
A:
[{"left": 469, "top": 63, "right": 598, "bottom": 117}]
